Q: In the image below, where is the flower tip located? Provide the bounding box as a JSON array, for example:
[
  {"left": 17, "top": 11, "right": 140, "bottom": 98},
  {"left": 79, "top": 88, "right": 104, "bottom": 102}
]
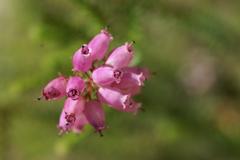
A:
[
  {"left": 137, "top": 72, "right": 146, "bottom": 86},
  {"left": 132, "top": 103, "right": 142, "bottom": 115},
  {"left": 121, "top": 94, "right": 131, "bottom": 109},
  {"left": 98, "top": 130, "right": 104, "bottom": 137},
  {"left": 126, "top": 42, "right": 134, "bottom": 53},
  {"left": 57, "top": 125, "right": 65, "bottom": 136},
  {"left": 37, "top": 95, "right": 43, "bottom": 101},
  {"left": 101, "top": 28, "right": 113, "bottom": 40},
  {"left": 81, "top": 44, "right": 91, "bottom": 56},
  {"left": 136, "top": 102, "right": 142, "bottom": 109},
  {"left": 72, "top": 68, "right": 76, "bottom": 72},
  {"left": 105, "top": 25, "right": 110, "bottom": 30}
]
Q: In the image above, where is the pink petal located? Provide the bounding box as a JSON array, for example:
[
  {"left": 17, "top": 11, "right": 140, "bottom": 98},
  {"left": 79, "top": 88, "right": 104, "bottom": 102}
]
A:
[
  {"left": 88, "top": 29, "right": 113, "bottom": 60},
  {"left": 105, "top": 42, "right": 133, "bottom": 69},
  {"left": 42, "top": 76, "right": 67, "bottom": 100}
]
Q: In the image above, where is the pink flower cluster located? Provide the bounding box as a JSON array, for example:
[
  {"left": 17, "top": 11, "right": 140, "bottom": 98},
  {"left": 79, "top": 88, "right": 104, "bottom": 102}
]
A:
[{"left": 39, "top": 29, "right": 150, "bottom": 136}]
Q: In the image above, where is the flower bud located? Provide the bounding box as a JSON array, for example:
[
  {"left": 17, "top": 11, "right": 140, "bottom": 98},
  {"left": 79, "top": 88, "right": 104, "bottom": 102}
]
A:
[
  {"left": 42, "top": 76, "right": 67, "bottom": 100},
  {"left": 92, "top": 66, "right": 123, "bottom": 87},
  {"left": 84, "top": 101, "right": 105, "bottom": 134},
  {"left": 66, "top": 76, "right": 85, "bottom": 100},
  {"left": 105, "top": 42, "right": 133, "bottom": 68},
  {"left": 58, "top": 97, "right": 87, "bottom": 134},
  {"left": 72, "top": 44, "right": 93, "bottom": 72},
  {"left": 98, "top": 87, "right": 131, "bottom": 110},
  {"left": 88, "top": 29, "right": 113, "bottom": 60}
]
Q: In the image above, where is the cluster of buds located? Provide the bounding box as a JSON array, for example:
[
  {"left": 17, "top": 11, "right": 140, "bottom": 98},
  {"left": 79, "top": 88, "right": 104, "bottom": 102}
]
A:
[{"left": 38, "top": 28, "right": 150, "bottom": 136}]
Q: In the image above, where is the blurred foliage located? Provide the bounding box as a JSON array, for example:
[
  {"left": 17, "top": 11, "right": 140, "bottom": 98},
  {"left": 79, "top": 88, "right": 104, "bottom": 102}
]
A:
[{"left": 0, "top": 0, "right": 240, "bottom": 159}]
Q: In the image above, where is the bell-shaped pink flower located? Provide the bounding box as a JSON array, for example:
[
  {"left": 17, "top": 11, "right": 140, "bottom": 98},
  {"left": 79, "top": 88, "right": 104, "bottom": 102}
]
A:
[
  {"left": 66, "top": 76, "right": 85, "bottom": 100},
  {"left": 98, "top": 88, "right": 141, "bottom": 113},
  {"left": 41, "top": 76, "right": 67, "bottom": 100},
  {"left": 98, "top": 87, "right": 131, "bottom": 109},
  {"left": 111, "top": 68, "right": 147, "bottom": 95},
  {"left": 58, "top": 97, "right": 88, "bottom": 134},
  {"left": 84, "top": 101, "right": 105, "bottom": 135},
  {"left": 105, "top": 42, "right": 133, "bottom": 68},
  {"left": 72, "top": 44, "right": 93, "bottom": 72},
  {"left": 88, "top": 29, "right": 113, "bottom": 60},
  {"left": 92, "top": 66, "right": 123, "bottom": 87}
]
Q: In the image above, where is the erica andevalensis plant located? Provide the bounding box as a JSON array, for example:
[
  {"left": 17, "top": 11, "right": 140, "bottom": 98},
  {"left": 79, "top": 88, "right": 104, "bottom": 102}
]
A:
[{"left": 38, "top": 28, "right": 150, "bottom": 136}]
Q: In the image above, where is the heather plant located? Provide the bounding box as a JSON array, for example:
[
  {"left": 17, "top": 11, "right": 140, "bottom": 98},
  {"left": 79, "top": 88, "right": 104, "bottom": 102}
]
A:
[{"left": 38, "top": 29, "right": 149, "bottom": 136}]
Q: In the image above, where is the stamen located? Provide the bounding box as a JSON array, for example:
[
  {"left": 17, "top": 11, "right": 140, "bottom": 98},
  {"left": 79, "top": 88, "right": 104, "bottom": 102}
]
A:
[
  {"left": 124, "top": 98, "right": 133, "bottom": 109},
  {"left": 65, "top": 113, "right": 76, "bottom": 124},
  {"left": 81, "top": 45, "right": 90, "bottom": 55},
  {"left": 67, "top": 88, "right": 80, "bottom": 100},
  {"left": 126, "top": 41, "right": 135, "bottom": 52},
  {"left": 113, "top": 69, "right": 123, "bottom": 83}
]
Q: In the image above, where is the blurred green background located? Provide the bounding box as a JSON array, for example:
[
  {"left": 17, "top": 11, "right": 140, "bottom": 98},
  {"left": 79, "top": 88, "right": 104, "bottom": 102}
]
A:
[{"left": 1, "top": 0, "right": 240, "bottom": 159}]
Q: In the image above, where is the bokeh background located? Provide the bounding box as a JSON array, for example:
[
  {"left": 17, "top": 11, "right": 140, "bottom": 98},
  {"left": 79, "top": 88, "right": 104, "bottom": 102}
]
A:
[{"left": 1, "top": 0, "right": 240, "bottom": 159}]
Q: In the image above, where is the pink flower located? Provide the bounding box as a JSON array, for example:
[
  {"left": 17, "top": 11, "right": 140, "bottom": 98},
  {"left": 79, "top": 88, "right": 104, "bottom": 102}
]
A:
[
  {"left": 92, "top": 66, "right": 123, "bottom": 87},
  {"left": 66, "top": 76, "right": 85, "bottom": 100},
  {"left": 41, "top": 76, "right": 67, "bottom": 100},
  {"left": 39, "top": 29, "right": 149, "bottom": 135},
  {"left": 105, "top": 42, "right": 133, "bottom": 68},
  {"left": 88, "top": 29, "right": 113, "bottom": 60},
  {"left": 58, "top": 97, "right": 87, "bottom": 134},
  {"left": 98, "top": 87, "right": 141, "bottom": 113},
  {"left": 72, "top": 44, "right": 93, "bottom": 72},
  {"left": 110, "top": 67, "right": 148, "bottom": 95},
  {"left": 84, "top": 101, "right": 105, "bottom": 135},
  {"left": 98, "top": 87, "right": 130, "bottom": 109}
]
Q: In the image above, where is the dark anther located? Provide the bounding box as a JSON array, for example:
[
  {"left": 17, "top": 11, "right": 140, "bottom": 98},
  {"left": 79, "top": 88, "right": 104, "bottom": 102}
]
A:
[
  {"left": 113, "top": 70, "right": 122, "bottom": 79},
  {"left": 65, "top": 113, "right": 76, "bottom": 124},
  {"left": 67, "top": 89, "right": 80, "bottom": 99},
  {"left": 81, "top": 45, "right": 90, "bottom": 55},
  {"left": 98, "top": 130, "right": 104, "bottom": 137}
]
